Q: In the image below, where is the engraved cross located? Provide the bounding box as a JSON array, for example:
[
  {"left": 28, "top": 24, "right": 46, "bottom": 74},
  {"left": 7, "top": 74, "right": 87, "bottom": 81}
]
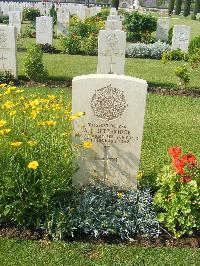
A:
[
  {"left": 108, "top": 56, "right": 116, "bottom": 74},
  {"left": 95, "top": 145, "right": 118, "bottom": 182},
  {"left": 0, "top": 53, "right": 7, "bottom": 69}
]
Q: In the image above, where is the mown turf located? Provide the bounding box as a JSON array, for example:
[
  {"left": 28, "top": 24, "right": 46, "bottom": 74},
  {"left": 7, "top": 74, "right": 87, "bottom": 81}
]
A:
[{"left": 0, "top": 237, "right": 200, "bottom": 266}]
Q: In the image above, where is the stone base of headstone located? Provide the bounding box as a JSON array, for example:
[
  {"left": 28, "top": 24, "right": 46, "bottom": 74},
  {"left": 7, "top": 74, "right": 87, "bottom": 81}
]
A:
[{"left": 72, "top": 74, "right": 148, "bottom": 189}]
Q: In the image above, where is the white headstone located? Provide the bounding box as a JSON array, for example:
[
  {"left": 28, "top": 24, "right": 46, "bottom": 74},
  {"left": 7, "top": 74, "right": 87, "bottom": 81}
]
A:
[
  {"left": 133, "top": 0, "right": 140, "bottom": 10},
  {"left": 97, "top": 30, "right": 126, "bottom": 75},
  {"left": 0, "top": 25, "right": 17, "bottom": 78},
  {"left": 156, "top": 17, "right": 170, "bottom": 42},
  {"left": 72, "top": 74, "right": 147, "bottom": 188},
  {"left": 105, "top": 8, "right": 122, "bottom": 31},
  {"left": 36, "top": 16, "right": 53, "bottom": 46},
  {"left": 172, "top": 25, "right": 191, "bottom": 52},
  {"left": 8, "top": 11, "right": 21, "bottom": 35},
  {"left": 57, "top": 12, "right": 70, "bottom": 36}
]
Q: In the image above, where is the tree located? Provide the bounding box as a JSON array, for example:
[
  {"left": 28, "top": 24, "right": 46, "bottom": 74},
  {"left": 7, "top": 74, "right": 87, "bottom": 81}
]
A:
[
  {"left": 183, "top": 0, "right": 191, "bottom": 17},
  {"left": 194, "top": 0, "right": 200, "bottom": 14},
  {"left": 168, "top": 0, "right": 176, "bottom": 15},
  {"left": 175, "top": 0, "right": 182, "bottom": 15},
  {"left": 112, "top": 0, "right": 119, "bottom": 10}
]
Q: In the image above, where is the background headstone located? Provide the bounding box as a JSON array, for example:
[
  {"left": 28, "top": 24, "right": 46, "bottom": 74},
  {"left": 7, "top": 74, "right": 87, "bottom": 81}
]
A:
[
  {"left": 0, "top": 25, "right": 17, "bottom": 78},
  {"left": 57, "top": 12, "right": 69, "bottom": 36},
  {"left": 156, "top": 17, "right": 170, "bottom": 42},
  {"left": 172, "top": 25, "right": 191, "bottom": 52},
  {"left": 72, "top": 74, "right": 148, "bottom": 189},
  {"left": 8, "top": 11, "right": 21, "bottom": 35},
  {"left": 36, "top": 16, "right": 53, "bottom": 46}
]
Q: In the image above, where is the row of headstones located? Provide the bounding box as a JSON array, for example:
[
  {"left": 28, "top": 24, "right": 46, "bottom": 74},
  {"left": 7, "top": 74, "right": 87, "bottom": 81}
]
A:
[{"left": 0, "top": 1, "right": 101, "bottom": 21}]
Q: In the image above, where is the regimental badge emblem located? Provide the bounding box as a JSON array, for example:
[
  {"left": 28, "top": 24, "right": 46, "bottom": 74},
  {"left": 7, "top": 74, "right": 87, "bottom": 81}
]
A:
[
  {"left": 0, "top": 31, "right": 8, "bottom": 47},
  {"left": 90, "top": 84, "right": 127, "bottom": 121}
]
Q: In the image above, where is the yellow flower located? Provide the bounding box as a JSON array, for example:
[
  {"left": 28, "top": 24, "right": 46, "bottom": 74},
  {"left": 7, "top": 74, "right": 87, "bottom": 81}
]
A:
[
  {"left": 15, "top": 89, "right": 24, "bottom": 93},
  {"left": 0, "top": 128, "right": 11, "bottom": 135},
  {"left": 27, "top": 140, "right": 37, "bottom": 146},
  {"left": 46, "top": 120, "right": 57, "bottom": 126},
  {"left": 68, "top": 112, "right": 85, "bottom": 121},
  {"left": 27, "top": 161, "right": 39, "bottom": 170},
  {"left": 11, "top": 141, "right": 22, "bottom": 147},
  {"left": 136, "top": 171, "right": 143, "bottom": 180},
  {"left": 9, "top": 110, "right": 17, "bottom": 116},
  {"left": 83, "top": 141, "right": 93, "bottom": 149},
  {"left": 76, "top": 112, "right": 85, "bottom": 117},
  {"left": 117, "top": 192, "right": 123, "bottom": 199},
  {"left": 47, "top": 95, "right": 56, "bottom": 100},
  {"left": 0, "top": 119, "right": 6, "bottom": 127},
  {"left": 0, "top": 83, "right": 6, "bottom": 88},
  {"left": 68, "top": 115, "right": 77, "bottom": 121},
  {"left": 2, "top": 101, "right": 15, "bottom": 109},
  {"left": 19, "top": 96, "right": 25, "bottom": 101},
  {"left": 37, "top": 121, "right": 46, "bottom": 126},
  {"left": 30, "top": 109, "right": 39, "bottom": 119}
]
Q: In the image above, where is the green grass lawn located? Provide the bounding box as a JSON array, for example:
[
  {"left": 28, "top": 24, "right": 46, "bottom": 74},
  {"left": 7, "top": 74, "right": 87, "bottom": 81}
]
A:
[
  {"left": 17, "top": 52, "right": 200, "bottom": 89},
  {"left": 0, "top": 238, "right": 200, "bottom": 266}
]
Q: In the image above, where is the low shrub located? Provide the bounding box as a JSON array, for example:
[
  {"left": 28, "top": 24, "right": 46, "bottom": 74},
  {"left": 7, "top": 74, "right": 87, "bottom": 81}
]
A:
[
  {"left": 0, "top": 15, "right": 9, "bottom": 25},
  {"left": 23, "top": 44, "right": 48, "bottom": 82},
  {"left": 23, "top": 7, "right": 40, "bottom": 22},
  {"left": 126, "top": 41, "right": 170, "bottom": 59},
  {"left": 49, "top": 3, "right": 57, "bottom": 25},
  {"left": 47, "top": 182, "right": 160, "bottom": 241},
  {"left": 175, "top": 66, "right": 190, "bottom": 88},
  {"left": 39, "top": 43, "right": 56, "bottom": 54},
  {"left": 0, "top": 71, "right": 16, "bottom": 84},
  {"left": 23, "top": 25, "right": 36, "bottom": 38},
  {"left": 188, "top": 35, "right": 200, "bottom": 55},
  {"left": 168, "top": 27, "right": 173, "bottom": 45},
  {"left": 0, "top": 84, "right": 81, "bottom": 227},
  {"left": 80, "top": 34, "right": 98, "bottom": 56},
  {"left": 191, "top": 14, "right": 196, "bottom": 20},
  {"left": 162, "top": 49, "right": 188, "bottom": 61},
  {"left": 154, "top": 147, "right": 200, "bottom": 237},
  {"left": 124, "top": 12, "right": 157, "bottom": 43}
]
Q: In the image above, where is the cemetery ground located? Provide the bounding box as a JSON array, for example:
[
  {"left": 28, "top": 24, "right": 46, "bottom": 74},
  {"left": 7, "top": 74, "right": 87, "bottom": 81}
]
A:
[{"left": 1, "top": 13, "right": 200, "bottom": 264}]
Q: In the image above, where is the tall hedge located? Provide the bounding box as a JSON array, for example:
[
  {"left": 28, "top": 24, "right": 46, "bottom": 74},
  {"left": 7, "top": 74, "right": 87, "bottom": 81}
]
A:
[
  {"left": 112, "top": 0, "right": 119, "bottom": 10},
  {"left": 183, "top": 0, "right": 191, "bottom": 16},
  {"left": 168, "top": 0, "right": 176, "bottom": 14},
  {"left": 175, "top": 0, "right": 182, "bottom": 15},
  {"left": 194, "top": 0, "right": 200, "bottom": 14}
]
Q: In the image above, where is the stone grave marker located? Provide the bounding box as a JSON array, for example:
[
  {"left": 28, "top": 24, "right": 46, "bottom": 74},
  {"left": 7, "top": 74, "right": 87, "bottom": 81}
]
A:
[
  {"left": 156, "top": 17, "right": 170, "bottom": 42},
  {"left": 0, "top": 25, "right": 17, "bottom": 78},
  {"left": 8, "top": 11, "right": 21, "bottom": 35},
  {"left": 57, "top": 12, "right": 69, "bottom": 36},
  {"left": 72, "top": 74, "right": 147, "bottom": 188},
  {"left": 97, "top": 9, "right": 126, "bottom": 75},
  {"left": 36, "top": 16, "right": 53, "bottom": 46},
  {"left": 105, "top": 8, "right": 122, "bottom": 31},
  {"left": 172, "top": 25, "right": 191, "bottom": 52}
]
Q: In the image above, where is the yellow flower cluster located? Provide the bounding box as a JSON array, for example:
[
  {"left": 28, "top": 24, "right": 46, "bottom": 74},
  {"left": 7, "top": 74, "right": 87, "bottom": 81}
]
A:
[{"left": 27, "top": 161, "right": 39, "bottom": 170}]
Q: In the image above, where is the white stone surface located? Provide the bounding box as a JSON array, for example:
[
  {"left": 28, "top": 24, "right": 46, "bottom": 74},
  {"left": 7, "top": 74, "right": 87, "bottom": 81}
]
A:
[
  {"left": 0, "top": 25, "right": 17, "bottom": 78},
  {"left": 8, "top": 11, "right": 21, "bottom": 35},
  {"left": 57, "top": 12, "right": 69, "bottom": 36},
  {"left": 172, "top": 25, "right": 191, "bottom": 52},
  {"left": 156, "top": 17, "right": 170, "bottom": 42},
  {"left": 36, "top": 16, "right": 53, "bottom": 46},
  {"left": 97, "top": 30, "right": 126, "bottom": 75},
  {"left": 105, "top": 8, "right": 122, "bottom": 31},
  {"left": 72, "top": 74, "right": 148, "bottom": 188}
]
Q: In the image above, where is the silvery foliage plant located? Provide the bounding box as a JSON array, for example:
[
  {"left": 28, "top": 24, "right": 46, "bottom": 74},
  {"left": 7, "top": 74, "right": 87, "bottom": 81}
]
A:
[
  {"left": 126, "top": 41, "right": 170, "bottom": 59},
  {"left": 47, "top": 183, "right": 160, "bottom": 241}
]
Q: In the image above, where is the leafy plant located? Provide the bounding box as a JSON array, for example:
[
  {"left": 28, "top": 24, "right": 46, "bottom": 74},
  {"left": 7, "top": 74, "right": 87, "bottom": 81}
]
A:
[
  {"left": 126, "top": 41, "right": 170, "bottom": 59},
  {"left": 175, "top": 66, "right": 190, "bottom": 88},
  {"left": 23, "top": 25, "right": 36, "bottom": 38},
  {"left": 124, "top": 12, "right": 157, "bottom": 43},
  {"left": 0, "top": 71, "right": 16, "bottom": 84},
  {"left": 168, "top": 27, "right": 173, "bottom": 45},
  {"left": 188, "top": 35, "right": 200, "bottom": 55},
  {"left": 49, "top": 3, "right": 57, "bottom": 25},
  {"left": 0, "top": 15, "right": 9, "bottom": 25},
  {"left": 39, "top": 43, "right": 56, "bottom": 54},
  {"left": 23, "top": 44, "right": 48, "bottom": 82},
  {"left": 154, "top": 147, "right": 200, "bottom": 237},
  {"left": 162, "top": 49, "right": 188, "bottom": 61},
  {"left": 47, "top": 182, "right": 160, "bottom": 241},
  {"left": 23, "top": 8, "right": 40, "bottom": 22},
  {"left": 0, "top": 84, "right": 82, "bottom": 227},
  {"left": 175, "top": 0, "right": 182, "bottom": 15},
  {"left": 183, "top": 0, "right": 192, "bottom": 17},
  {"left": 168, "top": 0, "right": 176, "bottom": 14}
]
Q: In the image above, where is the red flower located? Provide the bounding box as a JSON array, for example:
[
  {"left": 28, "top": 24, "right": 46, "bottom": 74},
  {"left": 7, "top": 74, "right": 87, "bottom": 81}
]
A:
[
  {"left": 180, "top": 176, "right": 192, "bottom": 183},
  {"left": 172, "top": 157, "right": 185, "bottom": 175},
  {"left": 182, "top": 153, "right": 196, "bottom": 164},
  {"left": 168, "top": 146, "right": 182, "bottom": 158}
]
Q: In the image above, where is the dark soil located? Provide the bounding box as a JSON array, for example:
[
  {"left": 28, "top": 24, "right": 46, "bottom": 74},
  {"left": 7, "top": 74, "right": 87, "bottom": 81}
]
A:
[{"left": 0, "top": 227, "right": 199, "bottom": 248}]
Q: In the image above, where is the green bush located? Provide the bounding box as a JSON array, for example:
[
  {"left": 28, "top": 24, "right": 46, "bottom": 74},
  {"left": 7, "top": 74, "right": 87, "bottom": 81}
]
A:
[
  {"left": 168, "top": 0, "right": 176, "bottom": 14},
  {"left": 154, "top": 147, "right": 200, "bottom": 237},
  {"left": 23, "top": 44, "right": 48, "bottom": 82},
  {"left": 162, "top": 49, "right": 188, "bottom": 61},
  {"left": 112, "top": 0, "right": 119, "bottom": 10},
  {"left": 124, "top": 12, "right": 157, "bottom": 43},
  {"left": 0, "top": 15, "right": 9, "bottom": 24},
  {"left": 60, "top": 33, "right": 82, "bottom": 55},
  {"left": 23, "top": 25, "right": 36, "bottom": 38},
  {"left": 0, "top": 71, "right": 16, "bottom": 84},
  {"left": 188, "top": 35, "right": 200, "bottom": 54},
  {"left": 175, "top": 66, "right": 190, "bottom": 88},
  {"left": 39, "top": 43, "right": 56, "bottom": 54},
  {"left": 183, "top": 0, "right": 192, "bottom": 17},
  {"left": 194, "top": 0, "right": 200, "bottom": 14},
  {"left": 23, "top": 7, "right": 40, "bottom": 22},
  {"left": 80, "top": 34, "right": 98, "bottom": 55},
  {"left": 168, "top": 27, "right": 173, "bottom": 45},
  {"left": 95, "top": 8, "right": 110, "bottom": 21},
  {"left": 175, "top": 0, "right": 182, "bottom": 15},
  {"left": 190, "top": 14, "right": 197, "bottom": 20}
]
